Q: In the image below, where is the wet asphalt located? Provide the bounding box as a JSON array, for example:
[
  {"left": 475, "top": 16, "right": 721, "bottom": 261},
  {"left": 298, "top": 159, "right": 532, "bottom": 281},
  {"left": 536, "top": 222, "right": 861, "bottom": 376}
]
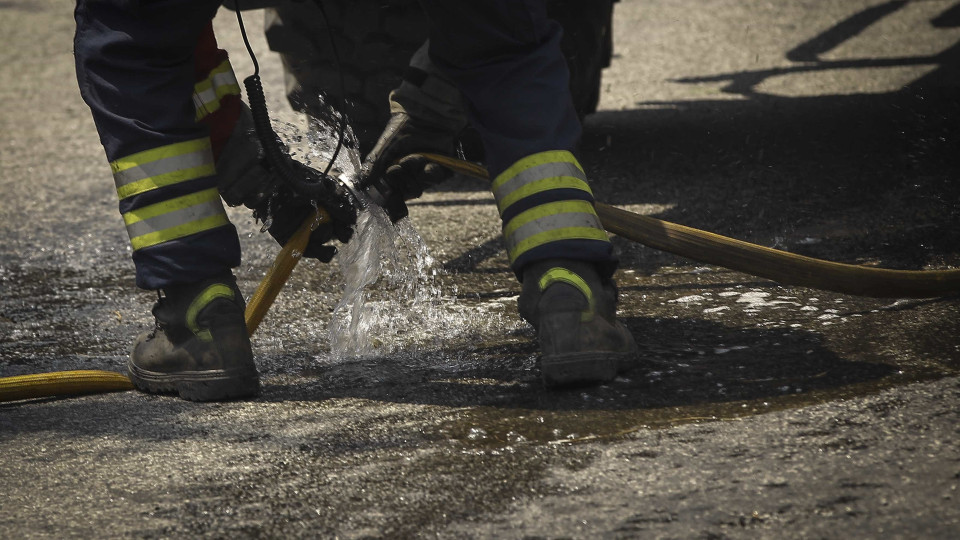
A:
[{"left": 2, "top": 0, "right": 959, "bottom": 538}]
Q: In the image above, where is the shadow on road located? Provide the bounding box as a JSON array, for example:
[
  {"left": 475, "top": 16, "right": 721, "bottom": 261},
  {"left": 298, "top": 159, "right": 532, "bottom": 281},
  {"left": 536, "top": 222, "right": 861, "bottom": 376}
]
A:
[
  {"left": 2, "top": 2, "right": 955, "bottom": 445},
  {"left": 260, "top": 315, "right": 896, "bottom": 412},
  {"left": 422, "top": 1, "right": 960, "bottom": 273}
]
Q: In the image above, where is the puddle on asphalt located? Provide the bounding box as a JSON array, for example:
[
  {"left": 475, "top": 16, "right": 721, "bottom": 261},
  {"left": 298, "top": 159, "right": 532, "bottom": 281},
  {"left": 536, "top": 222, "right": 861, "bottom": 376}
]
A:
[
  {"left": 6, "top": 109, "right": 955, "bottom": 452},
  {"left": 431, "top": 367, "right": 949, "bottom": 449},
  {"left": 273, "top": 115, "right": 959, "bottom": 448},
  {"left": 424, "top": 288, "right": 959, "bottom": 449}
]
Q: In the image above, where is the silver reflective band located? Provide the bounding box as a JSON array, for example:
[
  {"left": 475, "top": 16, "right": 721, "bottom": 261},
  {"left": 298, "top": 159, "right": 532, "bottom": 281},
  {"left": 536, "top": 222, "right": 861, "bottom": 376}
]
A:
[
  {"left": 124, "top": 196, "right": 227, "bottom": 240},
  {"left": 194, "top": 71, "right": 240, "bottom": 109},
  {"left": 504, "top": 211, "right": 604, "bottom": 253},
  {"left": 493, "top": 161, "right": 588, "bottom": 204},
  {"left": 113, "top": 148, "right": 214, "bottom": 189}
]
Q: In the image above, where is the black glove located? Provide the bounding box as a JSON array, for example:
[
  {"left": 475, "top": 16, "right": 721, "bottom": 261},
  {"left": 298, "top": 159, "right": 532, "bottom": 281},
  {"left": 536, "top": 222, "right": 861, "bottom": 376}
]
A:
[
  {"left": 252, "top": 160, "right": 356, "bottom": 262},
  {"left": 359, "top": 43, "right": 469, "bottom": 221},
  {"left": 360, "top": 111, "right": 457, "bottom": 222},
  {"left": 217, "top": 105, "right": 356, "bottom": 260}
]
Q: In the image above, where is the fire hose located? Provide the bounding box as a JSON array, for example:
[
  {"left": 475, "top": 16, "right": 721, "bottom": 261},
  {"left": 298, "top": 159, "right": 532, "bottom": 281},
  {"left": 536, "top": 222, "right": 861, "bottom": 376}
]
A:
[
  {"left": 416, "top": 153, "right": 960, "bottom": 299},
  {"left": 2, "top": 154, "right": 958, "bottom": 402}
]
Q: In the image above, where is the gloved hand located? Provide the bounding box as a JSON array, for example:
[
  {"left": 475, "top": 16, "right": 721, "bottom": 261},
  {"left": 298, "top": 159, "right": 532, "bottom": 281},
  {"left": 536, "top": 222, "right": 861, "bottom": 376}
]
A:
[
  {"left": 217, "top": 104, "right": 356, "bottom": 261},
  {"left": 360, "top": 41, "right": 469, "bottom": 221},
  {"left": 253, "top": 159, "right": 356, "bottom": 262},
  {"left": 360, "top": 111, "right": 457, "bottom": 222}
]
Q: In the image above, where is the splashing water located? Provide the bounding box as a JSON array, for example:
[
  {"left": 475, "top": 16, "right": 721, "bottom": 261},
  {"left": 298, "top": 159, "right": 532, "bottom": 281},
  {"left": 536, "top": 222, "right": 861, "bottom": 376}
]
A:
[
  {"left": 329, "top": 201, "right": 511, "bottom": 361},
  {"left": 330, "top": 202, "right": 431, "bottom": 357},
  {"left": 273, "top": 114, "right": 362, "bottom": 177},
  {"left": 273, "top": 112, "right": 515, "bottom": 363}
]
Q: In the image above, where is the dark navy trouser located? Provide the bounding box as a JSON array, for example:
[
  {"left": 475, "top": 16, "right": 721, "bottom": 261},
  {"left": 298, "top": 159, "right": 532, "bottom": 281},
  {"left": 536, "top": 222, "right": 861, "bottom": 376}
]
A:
[
  {"left": 75, "top": 0, "right": 616, "bottom": 288},
  {"left": 418, "top": 0, "right": 616, "bottom": 276},
  {"left": 74, "top": 0, "right": 241, "bottom": 290}
]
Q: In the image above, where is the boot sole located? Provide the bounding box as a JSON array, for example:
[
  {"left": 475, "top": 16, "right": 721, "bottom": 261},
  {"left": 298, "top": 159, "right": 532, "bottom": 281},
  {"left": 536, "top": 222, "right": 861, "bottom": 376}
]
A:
[
  {"left": 541, "top": 350, "right": 635, "bottom": 388},
  {"left": 128, "top": 361, "right": 260, "bottom": 402}
]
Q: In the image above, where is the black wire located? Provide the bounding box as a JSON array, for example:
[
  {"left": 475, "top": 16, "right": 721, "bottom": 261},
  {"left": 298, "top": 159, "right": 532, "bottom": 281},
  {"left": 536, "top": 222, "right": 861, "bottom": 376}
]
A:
[
  {"left": 234, "top": 4, "right": 259, "bottom": 78},
  {"left": 234, "top": 0, "right": 347, "bottom": 179}
]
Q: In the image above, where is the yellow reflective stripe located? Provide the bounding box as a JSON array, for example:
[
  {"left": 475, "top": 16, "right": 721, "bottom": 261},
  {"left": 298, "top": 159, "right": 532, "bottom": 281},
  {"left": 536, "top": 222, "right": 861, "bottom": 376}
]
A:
[
  {"left": 193, "top": 60, "right": 239, "bottom": 94},
  {"left": 194, "top": 60, "right": 241, "bottom": 120},
  {"left": 212, "top": 76, "right": 241, "bottom": 98},
  {"left": 493, "top": 161, "right": 588, "bottom": 205},
  {"left": 123, "top": 188, "right": 226, "bottom": 241},
  {"left": 539, "top": 267, "right": 595, "bottom": 318},
  {"left": 193, "top": 80, "right": 242, "bottom": 120},
  {"left": 507, "top": 227, "right": 610, "bottom": 264},
  {"left": 125, "top": 196, "right": 225, "bottom": 242},
  {"left": 110, "top": 138, "right": 211, "bottom": 175},
  {"left": 117, "top": 163, "right": 216, "bottom": 200},
  {"left": 208, "top": 59, "right": 235, "bottom": 79},
  {"left": 492, "top": 150, "right": 582, "bottom": 192},
  {"left": 129, "top": 213, "right": 230, "bottom": 251},
  {"left": 186, "top": 284, "right": 236, "bottom": 342},
  {"left": 539, "top": 268, "right": 590, "bottom": 297},
  {"left": 496, "top": 176, "right": 593, "bottom": 215},
  {"left": 193, "top": 88, "right": 216, "bottom": 117},
  {"left": 502, "top": 200, "right": 598, "bottom": 239},
  {"left": 114, "top": 149, "right": 213, "bottom": 189},
  {"left": 112, "top": 138, "right": 215, "bottom": 199},
  {"left": 123, "top": 188, "right": 222, "bottom": 225},
  {"left": 504, "top": 213, "right": 605, "bottom": 261}
]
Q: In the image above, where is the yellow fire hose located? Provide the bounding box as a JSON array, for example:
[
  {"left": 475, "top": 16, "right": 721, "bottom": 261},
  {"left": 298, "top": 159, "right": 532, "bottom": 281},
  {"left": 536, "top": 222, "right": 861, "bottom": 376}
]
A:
[
  {"left": 416, "top": 153, "right": 960, "bottom": 299},
  {"left": 0, "top": 370, "right": 135, "bottom": 402},
  {"left": 0, "top": 209, "right": 326, "bottom": 403},
  {"left": 3, "top": 153, "right": 958, "bottom": 402}
]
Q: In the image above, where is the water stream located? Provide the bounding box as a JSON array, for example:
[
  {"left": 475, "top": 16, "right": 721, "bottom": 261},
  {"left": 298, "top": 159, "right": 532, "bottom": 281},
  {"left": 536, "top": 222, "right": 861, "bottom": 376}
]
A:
[
  {"left": 330, "top": 203, "right": 444, "bottom": 358},
  {"left": 275, "top": 115, "right": 510, "bottom": 364}
]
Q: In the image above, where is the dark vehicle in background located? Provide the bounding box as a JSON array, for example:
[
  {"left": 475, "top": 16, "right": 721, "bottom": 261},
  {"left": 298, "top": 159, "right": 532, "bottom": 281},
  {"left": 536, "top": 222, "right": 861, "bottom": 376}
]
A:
[{"left": 238, "top": 0, "right": 617, "bottom": 154}]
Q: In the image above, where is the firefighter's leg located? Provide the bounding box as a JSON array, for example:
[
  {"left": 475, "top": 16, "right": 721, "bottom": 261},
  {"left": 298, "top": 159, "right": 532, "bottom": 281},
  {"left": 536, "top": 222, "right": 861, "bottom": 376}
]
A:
[
  {"left": 74, "top": 0, "right": 257, "bottom": 400},
  {"left": 418, "top": 0, "right": 637, "bottom": 386}
]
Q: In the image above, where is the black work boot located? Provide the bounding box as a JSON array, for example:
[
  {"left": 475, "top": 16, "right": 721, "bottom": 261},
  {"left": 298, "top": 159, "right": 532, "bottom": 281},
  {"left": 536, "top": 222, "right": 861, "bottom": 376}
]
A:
[
  {"left": 129, "top": 272, "right": 259, "bottom": 401},
  {"left": 518, "top": 259, "right": 638, "bottom": 387}
]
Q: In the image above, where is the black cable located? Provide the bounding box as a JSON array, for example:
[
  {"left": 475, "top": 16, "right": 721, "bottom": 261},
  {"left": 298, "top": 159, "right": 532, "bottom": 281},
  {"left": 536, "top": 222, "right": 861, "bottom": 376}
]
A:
[
  {"left": 234, "top": 5, "right": 259, "bottom": 77},
  {"left": 233, "top": 0, "right": 348, "bottom": 190}
]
